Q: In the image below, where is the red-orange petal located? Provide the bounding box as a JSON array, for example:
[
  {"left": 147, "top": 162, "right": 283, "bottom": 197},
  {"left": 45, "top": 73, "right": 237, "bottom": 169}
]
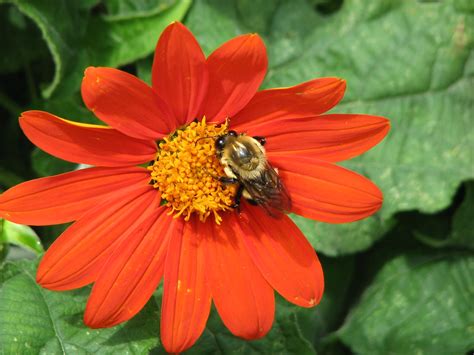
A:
[
  {"left": 0, "top": 167, "right": 150, "bottom": 225},
  {"left": 20, "top": 111, "right": 157, "bottom": 167},
  {"left": 161, "top": 215, "right": 211, "bottom": 353},
  {"left": 205, "top": 214, "right": 274, "bottom": 339},
  {"left": 82, "top": 67, "right": 174, "bottom": 140},
  {"left": 271, "top": 155, "right": 383, "bottom": 223},
  {"left": 231, "top": 78, "right": 346, "bottom": 129},
  {"left": 203, "top": 34, "right": 267, "bottom": 123},
  {"left": 36, "top": 185, "right": 159, "bottom": 291},
  {"left": 257, "top": 114, "right": 390, "bottom": 162},
  {"left": 152, "top": 22, "right": 208, "bottom": 127},
  {"left": 84, "top": 208, "right": 179, "bottom": 328},
  {"left": 238, "top": 206, "right": 324, "bottom": 308}
]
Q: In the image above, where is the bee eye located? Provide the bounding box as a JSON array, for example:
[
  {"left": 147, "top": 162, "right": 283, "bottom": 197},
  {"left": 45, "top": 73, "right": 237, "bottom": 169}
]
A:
[
  {"left": 215, "top": 137, "right": 226, "bottom": 150},
  {"left": 228, "top": 130, "right": 237, "bottom": 137}
]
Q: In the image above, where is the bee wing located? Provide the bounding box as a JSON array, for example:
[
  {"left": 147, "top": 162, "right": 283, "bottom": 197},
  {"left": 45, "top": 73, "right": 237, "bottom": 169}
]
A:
[{"left": 241, "top": 163, "right": 292, "bottom": 218}]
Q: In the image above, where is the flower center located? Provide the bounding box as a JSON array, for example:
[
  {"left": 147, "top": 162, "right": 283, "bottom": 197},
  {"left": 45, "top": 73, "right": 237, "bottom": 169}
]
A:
[{"left": 148, "top": 118, "right": 236, "bottom": 224}]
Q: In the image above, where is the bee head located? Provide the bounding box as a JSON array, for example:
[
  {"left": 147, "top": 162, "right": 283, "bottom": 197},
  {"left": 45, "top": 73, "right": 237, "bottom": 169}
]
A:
[
  {"left": 215, "top": 136, "right": 226, "bottom": 151},
  {"left": 215, "top": 131, "right": 238, "bottom": 152}
]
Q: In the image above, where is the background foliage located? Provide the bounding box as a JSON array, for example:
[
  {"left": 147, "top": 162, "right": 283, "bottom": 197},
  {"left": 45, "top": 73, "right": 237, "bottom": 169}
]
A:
[{"left": 0, "top": 0, "right": 473, "bottom": 354}]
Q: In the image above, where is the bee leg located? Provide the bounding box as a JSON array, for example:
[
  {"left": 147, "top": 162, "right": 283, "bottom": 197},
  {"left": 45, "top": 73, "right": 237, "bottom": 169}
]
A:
[
  {"left": 231, "top": 184, "right": 244, "bottom": 211},
  {"left": 247, "top": 199, "right": 259, "bottom": 206},
  {"left": 219, "top": 176, "right": 239, "bottom": 185},
  {"left": 242, "top": 188, "right": 258, "bottom": 206},
  {"left": 253, "top": 136, "right": 266, "bottom": 146}
]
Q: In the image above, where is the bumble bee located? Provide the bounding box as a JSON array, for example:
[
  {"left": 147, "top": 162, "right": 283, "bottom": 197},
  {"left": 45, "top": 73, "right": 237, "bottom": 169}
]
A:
[{"left": 215, "top": 130, "right": 291, "bottom": 218}]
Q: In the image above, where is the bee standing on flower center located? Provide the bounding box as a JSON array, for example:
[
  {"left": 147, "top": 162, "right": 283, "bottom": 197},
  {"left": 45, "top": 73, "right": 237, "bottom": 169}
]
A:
[{"left": 215, "top": 130, "right": 292, "bottom": 218}]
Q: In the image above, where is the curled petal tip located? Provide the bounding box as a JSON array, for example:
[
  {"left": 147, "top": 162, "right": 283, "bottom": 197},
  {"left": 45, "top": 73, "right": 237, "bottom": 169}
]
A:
[
  {"left": 19, "top": 110, "right": 42, "bottom": 122},
  {"left": 306, "top": 296, "right": 322, "bottom": 308},
  {"left": 291, "top": 297, "right": 320, "bottom": 309},
  {"left": 317, "top": 77, "right": 346, "bottom": 94},
  {"left": 379, "top": 118, "right": 391, "bottom": 139},
  {"left": 82, "top": 67, "right": 99, "bottom": 87},
  {"left": 336, "top": 78, "right": 346, "bottom": 90},
  {"left": 83, "top": 66, "right": 97, "bottom": 77},
  {"left": 248, "top": 33, "right": 264, "bottom": 43},
  {"left": 238, "top": 33, "right": 265, "bottom": 46},
  {"left": 83, "top": 66, "right": 106, "bottom": 85},
  {"left": 376, "top": 190, "right": 384, "bottom": 205},
  {"left": 164, "top": 21, "right": 188, "bottom": 34}
]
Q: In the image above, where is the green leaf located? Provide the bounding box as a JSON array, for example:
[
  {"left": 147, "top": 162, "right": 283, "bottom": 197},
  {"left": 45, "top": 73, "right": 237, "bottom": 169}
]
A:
[
  {"left": 36, "top": 223, "right": 71, "bottom": 251},
  {"left": 31, "top": 149, "right": 78, "bottom": 177},
  {"left": 394, "top": 181, "right": 474, "bottom": 250},
  {"left": 338, "top": 251, "right": 474, "bottom": 354},
  {"left": 413, "top": 181, "right": 474, "bottom": 249},
  {"left": 0, "top": 4, "right": 47, "bottom": 74},
  {"left": 36, "top": 94, "right": 100, "bottom": 124},
  {"left": 136, "top": 57, "right": 153, "bottom": 85},
  {"left": 0, "top": 167, "right": 23, "bottom": 189},
  {"left": 185, "top": 0, "right": 474, "bottom": 255},
  {"left": 0, "top": 259, "right": 161, "bottom": 354},
  {"left": 0, "top": 244, "right": 7, "bottom": 264},
  {"left": 1, "top": 219, "right": 43, "bottom": 255},
  {"left": 446, "top": 181, "right": 474, "bottom": 248},
  {"left": 104, "top": 0, "right": 177, "bottom": 20},
  {"left": 0, "top": 221, "right": 8, "bottom": 263},
  {"left": 292, "top": 214, "right": 396, "bottom": 256},
  {"left": 0, "top": 0, "right": 86, "bottom": 98},
  {"left": 1, "top": 0, "right": 191, "bottom": 99}
]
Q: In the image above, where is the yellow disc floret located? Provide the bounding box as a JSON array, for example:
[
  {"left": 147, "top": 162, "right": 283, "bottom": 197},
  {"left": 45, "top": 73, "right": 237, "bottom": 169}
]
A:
[{"left": 148, "top": 118, "right": 236, "bottom": 224}]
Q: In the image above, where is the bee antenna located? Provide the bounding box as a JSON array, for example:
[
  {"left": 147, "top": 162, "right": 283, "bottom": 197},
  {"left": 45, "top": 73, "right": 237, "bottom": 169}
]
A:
[{"left": 194, "top": 136, "right": 217, "bottom": 144}]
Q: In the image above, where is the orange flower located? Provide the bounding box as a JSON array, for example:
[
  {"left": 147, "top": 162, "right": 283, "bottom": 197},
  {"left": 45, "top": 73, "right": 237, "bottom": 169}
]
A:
[{"left": 0, "top": 22, "right": 389, "bottom": 353}]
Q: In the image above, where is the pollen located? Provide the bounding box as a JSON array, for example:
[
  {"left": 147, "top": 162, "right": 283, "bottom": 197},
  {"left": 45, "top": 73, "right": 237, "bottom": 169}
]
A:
[{"left": 148, "top": 118, "right": 236, "bottom": 224}]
